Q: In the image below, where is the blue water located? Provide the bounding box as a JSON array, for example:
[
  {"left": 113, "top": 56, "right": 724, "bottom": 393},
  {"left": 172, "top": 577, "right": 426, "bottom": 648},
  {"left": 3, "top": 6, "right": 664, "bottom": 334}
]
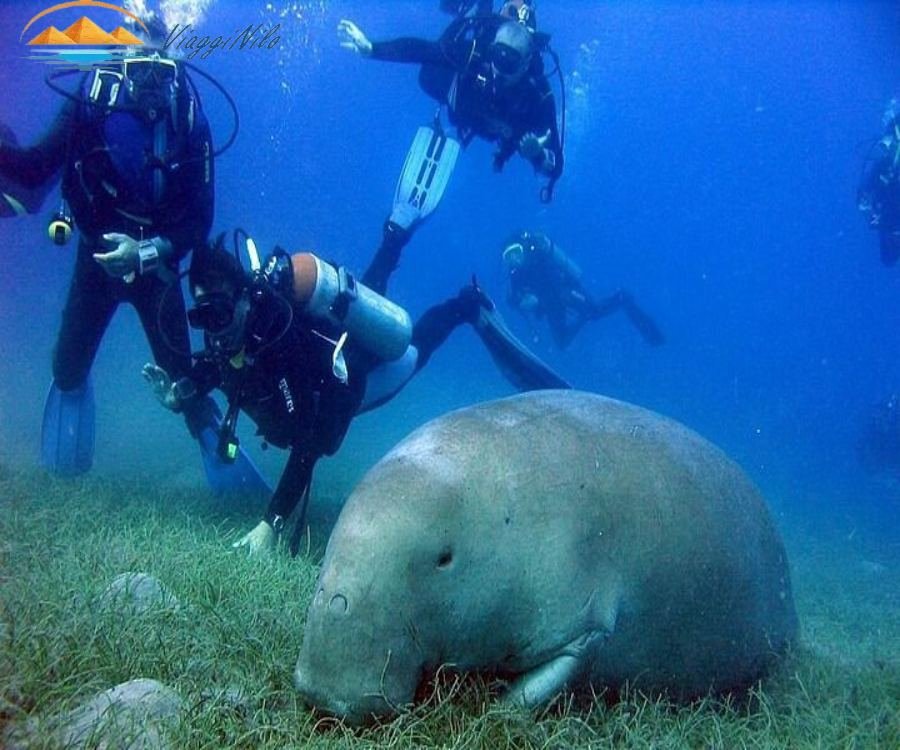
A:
[{"left": 0, "top": 1, "right": 898, "bottom": 541}]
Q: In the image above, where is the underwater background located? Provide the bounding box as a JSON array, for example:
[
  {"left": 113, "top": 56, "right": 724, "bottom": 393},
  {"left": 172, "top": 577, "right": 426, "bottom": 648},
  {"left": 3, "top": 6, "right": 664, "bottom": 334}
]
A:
[
  {"left": 2, "top": 0, "right": 899, "bottom": 540},
  {"left": 0, "top": 1, "right": 898, "bottom": 745}
]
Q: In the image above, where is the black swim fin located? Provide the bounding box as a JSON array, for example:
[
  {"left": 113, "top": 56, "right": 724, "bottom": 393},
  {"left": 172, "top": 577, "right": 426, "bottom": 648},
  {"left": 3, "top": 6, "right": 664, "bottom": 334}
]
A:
[
  {"left": 474, "top": 305, "right": 570, "bottom": 391},
  {"left": 0, "top": 123, "right": 53, "bottom": 217},
  {"left": 620, "top": 296, "right": 665, "bottom": 346}
]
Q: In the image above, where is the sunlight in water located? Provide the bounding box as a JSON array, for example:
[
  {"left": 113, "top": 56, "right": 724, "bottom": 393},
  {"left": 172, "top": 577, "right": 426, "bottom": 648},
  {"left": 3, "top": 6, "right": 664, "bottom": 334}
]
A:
[{"left": 124, "top": 0, "right": 216, "bottom": 29}]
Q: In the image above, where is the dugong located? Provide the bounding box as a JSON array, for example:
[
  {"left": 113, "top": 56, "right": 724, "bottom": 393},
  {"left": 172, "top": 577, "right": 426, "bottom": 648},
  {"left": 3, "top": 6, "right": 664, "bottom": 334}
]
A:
[{"left": 295, "top": 391, "right": 797, "bottom": 724}]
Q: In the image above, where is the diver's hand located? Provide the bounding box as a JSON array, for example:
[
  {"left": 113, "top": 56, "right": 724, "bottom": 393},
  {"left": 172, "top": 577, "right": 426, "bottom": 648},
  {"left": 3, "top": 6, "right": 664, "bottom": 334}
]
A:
[
  {"left": 142, "top": 363, "right": 180, "bottom": 411},
  {"left": 338, "top": 19, "right": 372, "bottom": 56},
  {"left": 232, "top": 520, "right": 277, "bottom": 556},
  {"left": 519, "top": 293, "right": 540, "bottom": 312},
  {"left": 94, "top": 233, "right": 140, "bottom": 280},
  {"left": 518, "top": 129, "right": 551, "bottom": 161}
]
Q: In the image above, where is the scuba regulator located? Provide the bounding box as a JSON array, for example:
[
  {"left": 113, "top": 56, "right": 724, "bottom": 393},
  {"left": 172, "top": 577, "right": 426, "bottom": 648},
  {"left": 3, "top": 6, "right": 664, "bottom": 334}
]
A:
[
  {"left": 209, "top": 236, "right": 294, "bottom": 464},
  {"left": 48, "top": 200, "right": 73, "bottom": 245}
]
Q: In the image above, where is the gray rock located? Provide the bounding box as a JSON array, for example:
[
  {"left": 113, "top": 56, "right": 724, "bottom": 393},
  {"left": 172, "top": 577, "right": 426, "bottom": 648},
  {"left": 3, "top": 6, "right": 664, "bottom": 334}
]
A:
[
  {"left": 99, "top": 572, "right": 178, "bottom": 614},
  {"left": 5, "top": 678, "right": 182, "bottom": 750}
]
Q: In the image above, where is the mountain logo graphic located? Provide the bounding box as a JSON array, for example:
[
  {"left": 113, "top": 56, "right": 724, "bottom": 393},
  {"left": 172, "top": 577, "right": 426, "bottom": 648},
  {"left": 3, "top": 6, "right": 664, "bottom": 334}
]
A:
[{"left": 21, "top": 1, "right": 150, "bottom": 46}]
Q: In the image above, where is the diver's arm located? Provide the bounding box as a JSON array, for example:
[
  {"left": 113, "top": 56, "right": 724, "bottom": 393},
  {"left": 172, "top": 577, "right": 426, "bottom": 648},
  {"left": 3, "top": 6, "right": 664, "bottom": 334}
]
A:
[
  {"left": 339, "top": 19, "right": 445, "bottom": 64},
  {"left": 858, "top": 139, "right": 893, "bottom": 212},
  {"left": 142, "top": 359, "right": 221, "bottom": 412},
  {"left": 528, "top": 85, "right": 563, "bottom": 178},
  {"left": 370, "top": 37, "right": 446, "bottom": 65},
  {"left": 264, "top": 448, "right": 318, "bottom": 531},
  {"left": 0, "top": 99, "right": 74, "bottom": 189}
]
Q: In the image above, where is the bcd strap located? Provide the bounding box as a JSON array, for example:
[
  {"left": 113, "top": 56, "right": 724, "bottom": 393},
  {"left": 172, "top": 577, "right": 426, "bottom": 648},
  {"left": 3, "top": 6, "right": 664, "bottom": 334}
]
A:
[{"left": 330, "top": 267, "right": 358, "bottom": 321}]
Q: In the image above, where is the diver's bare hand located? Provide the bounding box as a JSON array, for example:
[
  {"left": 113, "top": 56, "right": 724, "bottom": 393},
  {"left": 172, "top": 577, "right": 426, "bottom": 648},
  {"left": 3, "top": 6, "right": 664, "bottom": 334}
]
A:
[
  {"left": 338, "top": 19, "right": 373, "bottom": 56},
  {"left": 94, "top": 232, "right": 139, "bottom": 280},
  {"left": 142, "top": 363, "right": 180, "bottom": 411},
  {"left": 232, "top": 520, "right": 277, "bottom": 556}
]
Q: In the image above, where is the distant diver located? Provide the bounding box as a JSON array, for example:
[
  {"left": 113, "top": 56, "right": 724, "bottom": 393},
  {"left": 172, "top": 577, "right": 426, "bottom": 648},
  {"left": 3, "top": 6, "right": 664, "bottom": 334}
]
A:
[
  {"left": 338, "top": 0, "right": 565, "bottom": 295},
  {"left": 144, "top": 231, "right": 569, "bottom": 557},
  {"left": 0, "top": 15, "right": 259, "bottom": 493},
  {"left": 502, "top": 230, "right": 665, "bottom": 350},
  {"left": 858, "top": 393, "right": 900, "bottom": 476},
  {"left": 858, "top": 98, "right": 900, "bottom": 267}
]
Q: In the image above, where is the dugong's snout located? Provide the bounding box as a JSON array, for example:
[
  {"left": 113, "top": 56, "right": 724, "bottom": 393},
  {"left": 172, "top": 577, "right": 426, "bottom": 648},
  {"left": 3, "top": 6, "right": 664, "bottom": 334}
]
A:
[
  {"left": 295, "top": 582, "right": 423, "bottom": 725},
  {"left": 294, "top": 664, "right": 397, "bottom": 725}
]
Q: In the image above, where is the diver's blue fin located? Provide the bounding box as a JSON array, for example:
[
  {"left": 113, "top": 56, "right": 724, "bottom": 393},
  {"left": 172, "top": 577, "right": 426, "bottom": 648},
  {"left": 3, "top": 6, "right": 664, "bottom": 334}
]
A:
[
  {"left": 474, "top": 306, "right": 571, "bottom": 391},
  {"left": 195, "top": 408, "right": 271, "bottom": 498},
  {"left": 40, "top": 378, "right": 96, "bottom": 477},
  {"left": 390, "top": 125, "right": 460, "bottom": 230}
]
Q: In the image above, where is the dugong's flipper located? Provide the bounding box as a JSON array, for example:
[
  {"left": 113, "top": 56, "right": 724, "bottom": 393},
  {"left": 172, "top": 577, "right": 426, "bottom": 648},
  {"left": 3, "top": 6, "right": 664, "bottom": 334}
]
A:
[{"left": 503, "top": 630, "right": 608, "bottom": 709}]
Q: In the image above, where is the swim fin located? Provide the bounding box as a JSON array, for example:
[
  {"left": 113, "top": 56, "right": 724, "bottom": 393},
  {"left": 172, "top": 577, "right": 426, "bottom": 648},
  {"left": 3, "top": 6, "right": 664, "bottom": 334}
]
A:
[
  {"left": 474, "top": 305, "right": 571, "bottom": 391},
  {"left": 40, "top": 378, "right": 95, "bottom": 477},
  {"left": 389, "top": 125, "right": 460, "bottom": 230},
  {"left": 621, "top": 297, "right": 665, "bottom": 346},
  {"left": 0, "top": 123, "right": 53, "bottom": 217},
  {"left": 192, "top": 398, "right": 271, "bottom": 497}
]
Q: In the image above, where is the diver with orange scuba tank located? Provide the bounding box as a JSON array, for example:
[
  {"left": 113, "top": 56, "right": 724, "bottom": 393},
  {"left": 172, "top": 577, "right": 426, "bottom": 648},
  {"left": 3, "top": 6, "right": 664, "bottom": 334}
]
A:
[{"left": 144, "top": 230, "right": 569, "bottom": 557}]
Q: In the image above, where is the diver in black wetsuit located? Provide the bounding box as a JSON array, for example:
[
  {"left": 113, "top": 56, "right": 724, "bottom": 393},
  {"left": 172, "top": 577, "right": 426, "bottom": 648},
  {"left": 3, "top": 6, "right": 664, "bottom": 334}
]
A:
[
  {"left": 858, "top": 98, "right": 900, "bottom": 267},
  {"left": 858, "top": 392, "right": 900, "bottom": 477},
  {"left": 502, "top": 231, "right": 665, "bottom": 350},
  {"left": 0, "top": 39, "right": 262, "bottom": 489},
  {"left": 143, "top": 234, "right": 567, "bottom": 556},
  {"left": 338, "top": 0, "right": 564, "bottom": 295}
]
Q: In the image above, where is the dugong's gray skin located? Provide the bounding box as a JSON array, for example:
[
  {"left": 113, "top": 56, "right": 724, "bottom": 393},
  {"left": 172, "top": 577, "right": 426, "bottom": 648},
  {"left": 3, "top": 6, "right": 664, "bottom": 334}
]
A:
[{"left": 295, "top": 390, "right": 797, "bottom": 724}]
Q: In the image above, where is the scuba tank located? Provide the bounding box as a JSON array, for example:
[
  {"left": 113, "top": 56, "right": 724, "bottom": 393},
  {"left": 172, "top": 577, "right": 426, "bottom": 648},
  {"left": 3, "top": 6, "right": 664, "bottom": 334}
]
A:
[
  {"left": 289, "top": 253, "right": 412, "bottom": 362},
  {"left": 547, "top": 241, "right": 582, "bottom": 283}
]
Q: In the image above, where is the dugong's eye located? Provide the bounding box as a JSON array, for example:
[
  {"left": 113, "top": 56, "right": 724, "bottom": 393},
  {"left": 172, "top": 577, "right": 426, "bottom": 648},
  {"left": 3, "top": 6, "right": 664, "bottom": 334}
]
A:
[{"left": 436, "top": 547, "right": 454, "bottom": 569}]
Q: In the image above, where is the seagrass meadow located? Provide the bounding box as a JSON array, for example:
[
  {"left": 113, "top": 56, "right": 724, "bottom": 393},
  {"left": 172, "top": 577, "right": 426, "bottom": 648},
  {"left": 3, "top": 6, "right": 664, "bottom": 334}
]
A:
[{"left": 0, "top": 465, "right": 897, "bottom": 749}]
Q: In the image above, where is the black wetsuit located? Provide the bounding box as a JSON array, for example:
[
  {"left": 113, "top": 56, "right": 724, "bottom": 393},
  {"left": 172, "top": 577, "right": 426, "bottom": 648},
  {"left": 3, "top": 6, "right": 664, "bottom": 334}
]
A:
[
  {"left": 362, "top": 15, "right": 563, "bottom": 295},
  {"left": 372, "top": 16, "right": 562, "bottom": 178},
  {"left": 0, "top": 67, "right": 213, "bottom": 406},
  {"left": 507, "top": 238, "right": 605, "bottom": 349},
  {"left": 858, "top": 125, "right": 900, "bottom": 266},
  {"left": 187, "top": 294, "right": 368, "bottom": 532},
  {"left": 185, "top": 273, "right": 479, "bottom": 538}
]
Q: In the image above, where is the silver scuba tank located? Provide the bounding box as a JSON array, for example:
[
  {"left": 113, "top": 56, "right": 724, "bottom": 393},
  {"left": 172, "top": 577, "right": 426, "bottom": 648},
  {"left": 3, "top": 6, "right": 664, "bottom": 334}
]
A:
[{"left": 290, "top": 253, "right": 412, "bottom": 362}]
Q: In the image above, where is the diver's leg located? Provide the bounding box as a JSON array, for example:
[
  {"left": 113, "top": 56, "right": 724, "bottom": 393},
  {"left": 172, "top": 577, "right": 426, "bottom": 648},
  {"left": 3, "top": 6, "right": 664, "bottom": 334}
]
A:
[
  {"left": 359, "top": 284, "right": 492, "bottom": 413},
  {"left": 43, "top": 244, "right": 116, "bottom": 475},
  {"left": 132, "top": 270, "right": 192, "bottom": 383},
  {"left": 547, "top": 306, "right": 579, "bottom": 350},
  {"left": 584, "top": 289, "right": 665, "bottom": 346},
  {"left": 131, "top": 271, "right": 205, "bottom": 434},
  {"left": 52, "top": 244, "right": 117, "bottom": 390},
  {"left": 411, "top": 284, "right": 491, "bottom": 371},
  {"left": 880, "top": 227, "right": 900, "bottom": 266},
  {"left": 362, "top": 220, "right": 412, "bottom": 296}
]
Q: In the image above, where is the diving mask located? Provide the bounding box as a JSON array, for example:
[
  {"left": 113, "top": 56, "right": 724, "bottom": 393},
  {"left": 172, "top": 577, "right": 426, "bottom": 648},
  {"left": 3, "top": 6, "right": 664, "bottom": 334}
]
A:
[
  {"left": 502, "top": 242, "right": 525, "bottom": 268},
  {"left": 489, "top": 41, "right": 528, "bottom": 78},
  {"left": 123, "top": 54, "right": 178, "bottom": 120}
]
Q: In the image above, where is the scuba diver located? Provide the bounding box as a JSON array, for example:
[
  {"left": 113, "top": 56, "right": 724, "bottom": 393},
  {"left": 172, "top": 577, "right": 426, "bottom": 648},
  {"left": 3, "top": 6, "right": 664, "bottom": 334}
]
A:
[
  {"left": 338, "top": 0, "right": 564, "bottom": 295},
  {"left": 143, "top": 232, "right": 569, "bottom": 557},
  {"left": 858, "top": 393, "right": 900, "bottom": 476},
  {"left": 858, "top": 98, "right": 900, "bottom": 267},
  {"left": 0, "top": 17, "right": 262, "bottom": 492},
  {"left": 502, "top": 231, "right": 666, "bottom": 350}
]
